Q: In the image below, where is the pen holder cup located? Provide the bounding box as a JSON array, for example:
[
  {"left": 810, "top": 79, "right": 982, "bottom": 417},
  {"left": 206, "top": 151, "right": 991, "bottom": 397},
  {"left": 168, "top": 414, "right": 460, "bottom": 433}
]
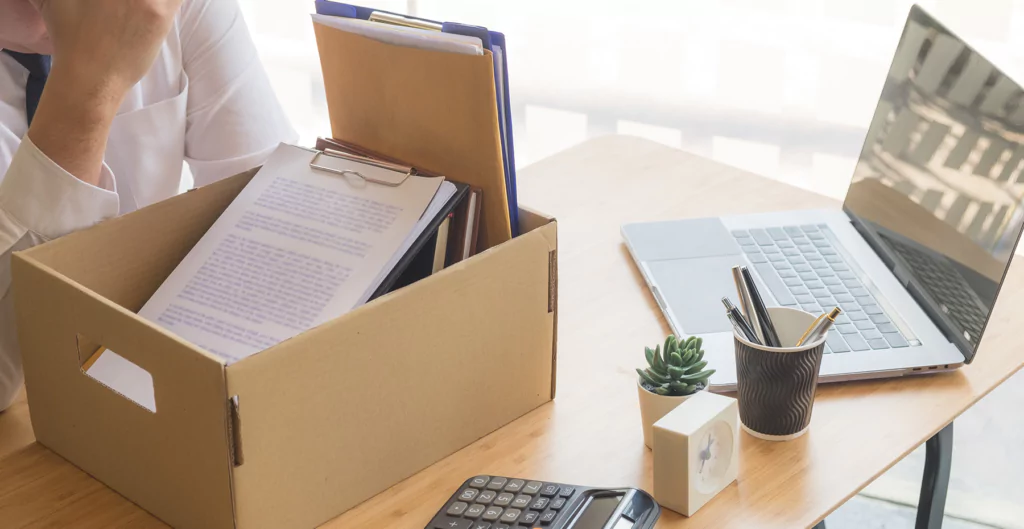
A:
[{"left": 734, "top": 307, "right": 826, "bottom": 441}]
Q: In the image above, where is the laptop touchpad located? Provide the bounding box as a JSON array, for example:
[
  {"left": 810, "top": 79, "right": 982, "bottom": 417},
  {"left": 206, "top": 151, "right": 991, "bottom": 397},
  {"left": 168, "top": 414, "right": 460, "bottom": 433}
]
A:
[
  {"left": 646, "top": 255, "right": 747, "bottom": 334},
  {"left": 623, "top": 218, "right": 741, "bottom": 261}
]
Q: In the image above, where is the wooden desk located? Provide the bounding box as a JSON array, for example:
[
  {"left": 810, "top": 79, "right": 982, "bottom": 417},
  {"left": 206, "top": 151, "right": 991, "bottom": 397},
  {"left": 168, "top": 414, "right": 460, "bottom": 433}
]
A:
[{"left": 2, "top": 136, "right": 1023, "bottom": 528}]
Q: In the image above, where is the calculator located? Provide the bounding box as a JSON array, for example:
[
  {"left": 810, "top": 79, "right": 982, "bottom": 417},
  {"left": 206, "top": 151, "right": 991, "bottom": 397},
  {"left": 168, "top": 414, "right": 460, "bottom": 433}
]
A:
[{"left": 426, "top": 475, "right": 660, "bottom": 529}]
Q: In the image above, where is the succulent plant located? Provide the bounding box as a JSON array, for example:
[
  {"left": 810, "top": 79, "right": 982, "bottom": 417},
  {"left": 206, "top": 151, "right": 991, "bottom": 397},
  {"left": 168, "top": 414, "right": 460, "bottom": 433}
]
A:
[{"left": 637, "top": 335, "right": 715, "bottom": 396}]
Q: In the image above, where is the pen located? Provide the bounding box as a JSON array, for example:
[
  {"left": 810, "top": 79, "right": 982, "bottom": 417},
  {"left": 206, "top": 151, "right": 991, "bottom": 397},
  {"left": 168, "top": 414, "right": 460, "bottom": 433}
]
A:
[
  {"left": 727, "top": 313, "right": 760, "bottom": 345},
  {"left": 797, "top": 307, "right": 842, "bottom": 346},
  {"left": 796, "top": 313, "right": 826, "bottom": 347},
  {"left": 722, "top": 297, "right": 761, "bottom": 345},
  {"left": 732, "top": 266, "right": 764, "bottom": 344},
  {"left": 741, "top": 267, "right": 781, "bottom": 348}
]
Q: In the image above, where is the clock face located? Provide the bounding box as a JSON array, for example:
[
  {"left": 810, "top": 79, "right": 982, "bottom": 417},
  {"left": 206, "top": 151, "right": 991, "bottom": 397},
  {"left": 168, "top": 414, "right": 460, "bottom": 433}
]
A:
[{"left": 693, "top": 420, "right": 734, "bottom": 494}]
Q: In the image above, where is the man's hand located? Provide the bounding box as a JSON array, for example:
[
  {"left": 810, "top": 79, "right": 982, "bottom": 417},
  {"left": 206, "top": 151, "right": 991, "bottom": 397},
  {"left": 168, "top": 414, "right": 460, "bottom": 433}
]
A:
[
  {"left": 26, "top": 0, "right": 183, "bottom": 185},
  {"left": 33, "top": 0, "right": 182, "bottom": 94}
]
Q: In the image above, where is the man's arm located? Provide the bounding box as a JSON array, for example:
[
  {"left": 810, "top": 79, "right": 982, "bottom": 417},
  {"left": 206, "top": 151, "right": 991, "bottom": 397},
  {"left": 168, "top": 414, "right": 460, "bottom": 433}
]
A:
[
  {"left": 27, "top": 65, "right": 124, "bottom": 187},
  {"left": 0, "top": 227, "right": 40, "bottom": 412},
  {"left": 0, "top": 133, "right": 121, "bottom": 412},
  {"left": 28, "top": 0, "right": 184, "bottom": 184},
  {"left": 178, "top": 0, "right": 297, "bottom": 186},
  {"left": 0, "top": 133, "right": 121, "bottom": 411},
  {"left": 0, "top": 0, "right": 183, "bottom": 411}
]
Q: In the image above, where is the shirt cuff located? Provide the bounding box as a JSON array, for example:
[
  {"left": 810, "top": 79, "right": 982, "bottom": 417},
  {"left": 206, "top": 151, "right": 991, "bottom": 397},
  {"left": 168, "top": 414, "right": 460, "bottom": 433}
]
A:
[{"left": 0, "top": 137, "right": 119, "bottom": 240}]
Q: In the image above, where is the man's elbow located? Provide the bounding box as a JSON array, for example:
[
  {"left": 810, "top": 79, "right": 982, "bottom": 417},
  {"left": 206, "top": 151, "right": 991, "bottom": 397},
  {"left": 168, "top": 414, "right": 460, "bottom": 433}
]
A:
[
  {"left": 0, "top": 349, "right": 24, "bottom": 413},
  {"left": 0, "top": 382, "right": 19, "bottom": 413},
  {"left": 0, "top": 304, "right": 25, "bottom": 413}
]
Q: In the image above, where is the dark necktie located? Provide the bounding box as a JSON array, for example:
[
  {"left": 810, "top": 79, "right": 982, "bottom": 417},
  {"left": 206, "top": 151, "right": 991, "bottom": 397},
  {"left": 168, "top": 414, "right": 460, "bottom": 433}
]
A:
[{"left": 3, "top": 50, "right": 51, "bottom": 126}]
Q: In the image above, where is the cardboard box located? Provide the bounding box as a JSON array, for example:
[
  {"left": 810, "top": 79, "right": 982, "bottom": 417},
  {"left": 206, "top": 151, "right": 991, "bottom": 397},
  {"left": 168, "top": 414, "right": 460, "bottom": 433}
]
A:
[{"left": 12, "top": 169, "right": 558, "bottom": 529}]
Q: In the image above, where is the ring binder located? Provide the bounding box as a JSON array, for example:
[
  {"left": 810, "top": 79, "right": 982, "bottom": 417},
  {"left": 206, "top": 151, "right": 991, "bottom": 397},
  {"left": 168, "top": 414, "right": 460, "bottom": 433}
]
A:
[{"left": 309, "top": 148, "right": 412, "bottom": 187}]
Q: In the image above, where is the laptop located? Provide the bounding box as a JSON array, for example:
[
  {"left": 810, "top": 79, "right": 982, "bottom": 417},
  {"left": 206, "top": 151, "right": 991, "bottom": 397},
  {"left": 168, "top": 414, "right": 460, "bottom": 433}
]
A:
[{"left": 622, "top": 5, "right": 1024, "bottom": 391}]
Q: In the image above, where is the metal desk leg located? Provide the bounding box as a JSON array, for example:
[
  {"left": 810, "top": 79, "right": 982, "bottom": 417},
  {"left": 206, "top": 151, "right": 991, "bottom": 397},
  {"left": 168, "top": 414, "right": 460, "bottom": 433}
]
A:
[{"left": 916, "top": 422, "right": 954, "bottom": 529}]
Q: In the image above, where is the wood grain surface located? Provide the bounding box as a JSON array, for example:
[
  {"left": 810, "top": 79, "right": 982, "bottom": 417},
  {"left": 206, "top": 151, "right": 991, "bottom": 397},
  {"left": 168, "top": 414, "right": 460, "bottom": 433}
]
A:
[{"left": 1, "top": 135, "right": 1022, "bottom": 529}]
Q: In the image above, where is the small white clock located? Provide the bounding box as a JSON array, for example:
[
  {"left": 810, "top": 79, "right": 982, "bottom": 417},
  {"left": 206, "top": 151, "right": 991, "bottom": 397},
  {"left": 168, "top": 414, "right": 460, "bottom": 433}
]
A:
[{"left": 651, "top": 391, "right": 739, "bottom": 517}]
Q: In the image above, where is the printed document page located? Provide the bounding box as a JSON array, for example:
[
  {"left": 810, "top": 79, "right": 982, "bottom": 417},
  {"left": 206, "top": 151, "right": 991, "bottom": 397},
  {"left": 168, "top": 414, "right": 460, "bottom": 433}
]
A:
[{"left": 86, "top": 144, "right": 442, "bottom": 410}]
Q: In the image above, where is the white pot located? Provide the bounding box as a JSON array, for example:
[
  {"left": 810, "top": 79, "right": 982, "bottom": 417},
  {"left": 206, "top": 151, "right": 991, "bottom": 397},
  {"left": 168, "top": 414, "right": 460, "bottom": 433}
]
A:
[{"left": 637, "top": 379, "right": 701, "bottom": 449}]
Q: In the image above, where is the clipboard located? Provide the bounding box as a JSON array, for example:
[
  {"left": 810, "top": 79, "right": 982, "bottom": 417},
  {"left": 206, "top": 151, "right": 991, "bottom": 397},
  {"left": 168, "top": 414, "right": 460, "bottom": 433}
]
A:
[
  {"left": 315, "top": 136, "right": 437, "bottom": 177},
  {"left": 312, "top": 1, "right": 518, "bottom": 246},
  {"left": 314, "top": 136, "right": 482, "bottom": 265},
  {"left": 309, "top": 149, "right": 411, "bottom": 186},
  {"left": 305, "top": 145, "right": 470, "bottom": 302}
]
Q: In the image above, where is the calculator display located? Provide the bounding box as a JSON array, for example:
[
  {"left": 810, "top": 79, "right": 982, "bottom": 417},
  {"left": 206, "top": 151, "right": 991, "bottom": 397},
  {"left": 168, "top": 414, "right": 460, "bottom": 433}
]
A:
[
  {"left": 610, "top": 517, "right": 635, "bottom": 529},
  {"left": 569, "top": 495, "right": 623, "bottom": 528}
]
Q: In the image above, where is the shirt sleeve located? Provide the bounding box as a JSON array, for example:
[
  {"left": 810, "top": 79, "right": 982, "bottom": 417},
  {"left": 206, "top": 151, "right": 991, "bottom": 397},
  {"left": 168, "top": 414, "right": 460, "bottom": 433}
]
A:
[
  {"left": 0, "top": 135, "right": 119, "bottom": 411},
  {"left": 179, "top": 0, "right": 299, "bottom": 187}
]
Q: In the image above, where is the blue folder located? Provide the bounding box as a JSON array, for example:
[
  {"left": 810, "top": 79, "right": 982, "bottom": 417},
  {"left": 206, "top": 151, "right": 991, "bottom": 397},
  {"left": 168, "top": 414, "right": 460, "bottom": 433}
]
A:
[{"left": 314, "top": 0, "right": 519, "bottom": 236}]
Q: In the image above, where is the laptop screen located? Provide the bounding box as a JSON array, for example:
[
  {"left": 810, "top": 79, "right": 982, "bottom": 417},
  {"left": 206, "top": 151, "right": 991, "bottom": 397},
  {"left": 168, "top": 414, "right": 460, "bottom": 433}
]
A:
[{"left": 842, "top": 5, "right": 1024, "bottom": 361}]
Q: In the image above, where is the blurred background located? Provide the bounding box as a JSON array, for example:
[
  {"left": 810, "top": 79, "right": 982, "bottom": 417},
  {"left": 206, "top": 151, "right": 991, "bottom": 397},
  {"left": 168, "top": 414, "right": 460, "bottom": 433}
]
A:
[{"left": 235, "top": 1, "right": 1024, "bottom": 526}]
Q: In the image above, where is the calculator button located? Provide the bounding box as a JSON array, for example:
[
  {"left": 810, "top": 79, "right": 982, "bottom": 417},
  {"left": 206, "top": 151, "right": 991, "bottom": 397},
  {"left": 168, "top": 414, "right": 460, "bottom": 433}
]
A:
[
  {"left": 477, "top": 490, "right": 496, "bottom": 504},
  {"left": 469, "top": 522, "right": 490, "bottom": 529},
  {"left": 465, "top": 504, "right": 486, "bottom": 519},
  {"left": 558, "top": 486, "right": 574, "bottom": 497},
  {"left": 458, "top": 489, "right": 480, "bottom": 502},
  {"left": 486, "top": 477, "right": 508, "bottom": 491},
  {"left": 469, "top": 476, "right": 490, "bottom": 488},
  {"left": 436, "top": 515, "right": 475, "bottom": 527},
  {"left": 500, "top": 508, "right": 522, "bottom": 523},
  {"left": 540, "top": 484, "right": 559, "bottom": 497},
  {"left": 523, "top": 481, "right": 543, "bottom": 495},
  {"left": 511, "top": 495, "right": 532, "bottom": 509},
  {"left": 540, "top": 510, "right": 559, "bottom": 523},
  {"left": 493, "top": 493, "right": 514, "bottom": 507},
  {"left": 550, "top": 498, "right": 567, "bottom": 510},
  {"left": 530, "top": 497, "right": 549, "bottom": 511},
  {"left": 446, "top": 502, "right": 469, "bottom": 516},
  {"left": 520, "top": 511, "right": 541, "bottom": 524},
  {"left": 432, "top": 517, "right": 472, "bottom": 529},
  {"left": 482, "top": 505, "right": 503, "bottom": 521},
  {"left": 503, "top": 479, "right": 525, "bottom": 493}
]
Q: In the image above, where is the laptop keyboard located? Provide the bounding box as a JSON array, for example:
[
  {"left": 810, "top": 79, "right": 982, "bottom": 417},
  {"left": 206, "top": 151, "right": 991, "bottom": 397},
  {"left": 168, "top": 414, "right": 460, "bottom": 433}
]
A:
[
  {"left": 879, "top": 233, "right": 985, "bottom": 347},
  {"left": 731, "top": 224, "right": 910, "bottom": 354}
]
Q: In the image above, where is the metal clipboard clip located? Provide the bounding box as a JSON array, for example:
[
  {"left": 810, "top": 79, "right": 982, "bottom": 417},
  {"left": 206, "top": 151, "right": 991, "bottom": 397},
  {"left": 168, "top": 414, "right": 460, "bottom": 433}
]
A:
[{"left": 309, "top": 148, "right": 413, "bottom": 187}]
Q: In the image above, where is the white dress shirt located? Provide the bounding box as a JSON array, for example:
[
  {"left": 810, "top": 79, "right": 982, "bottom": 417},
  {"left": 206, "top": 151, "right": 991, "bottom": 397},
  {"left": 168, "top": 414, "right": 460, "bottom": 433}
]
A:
[{"left": 0, "top": 0, "right": 297, "bottom": 411}]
